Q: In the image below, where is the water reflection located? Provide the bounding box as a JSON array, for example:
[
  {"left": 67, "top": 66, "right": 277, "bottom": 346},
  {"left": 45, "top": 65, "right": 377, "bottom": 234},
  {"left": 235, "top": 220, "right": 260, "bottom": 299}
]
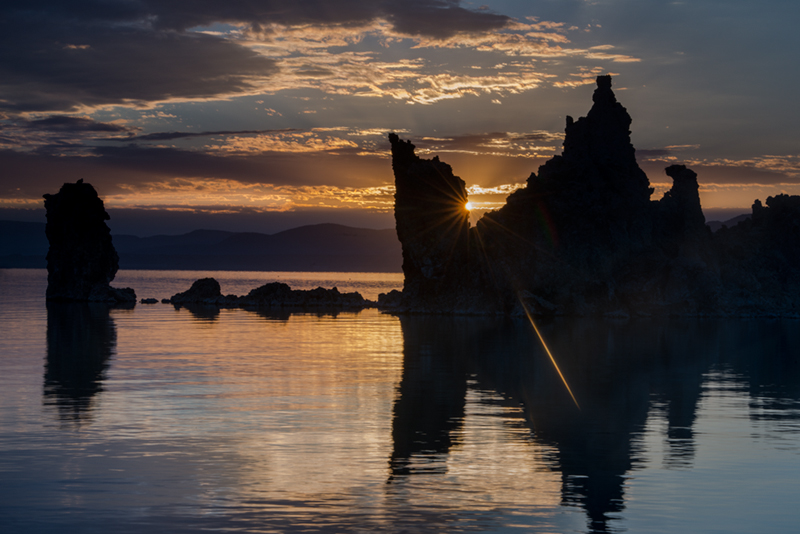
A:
[
  {"left": 391, "top": 316, "right": 800, "bottom": 533},
  {"left": 44, "top": 302, "right": 118, "bottom": 422},
  {"left": 174, "top": 303, "right": 352, "bottom": 322},
  {"left": 389, "top": 317, "right": 468, "bottom": 478},
  {"left": 175, "top": 303, "right": 221, "bottom": 321}
]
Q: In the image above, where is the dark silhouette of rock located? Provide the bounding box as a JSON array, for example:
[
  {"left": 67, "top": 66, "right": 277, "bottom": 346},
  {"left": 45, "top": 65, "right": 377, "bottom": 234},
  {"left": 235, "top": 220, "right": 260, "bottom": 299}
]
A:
[
  {"left": 238, "top": 282, "right": 367, "bottom": 309},
  {"left": 657, "top": 165, "right": 708, "bottom": 248},
  {"left": 165, "top": 278, "right": 371, "bottom": 310},
  {"left": 169, "top": 277, "right": 231, "bottom": 305},
  {"left": 388, "top": 76, "right": 800, "bottom": 317},
  {"left": 377, "top": 289, "right": 403, "bottom": 309},
  {"left": 389, "top": 133, "right": 473, "bottom": 310},
  {"left": 713, "top": 194, "right": 800, "bottom": 314},
  {"left": 43, "top": 180, "right": 135, "bottom": 302}
]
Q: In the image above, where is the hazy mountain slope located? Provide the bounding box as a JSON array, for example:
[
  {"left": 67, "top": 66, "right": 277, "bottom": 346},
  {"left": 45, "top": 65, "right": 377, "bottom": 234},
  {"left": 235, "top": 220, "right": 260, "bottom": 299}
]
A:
[
  {"left": 706, "top": 214, "right": 751, "bottom": 233},
  {"left": 0, "top": 221, "right": 48, "bottom": 267},
  {"left": 1, "top": 222, "right": 402, "bottom": 272}
]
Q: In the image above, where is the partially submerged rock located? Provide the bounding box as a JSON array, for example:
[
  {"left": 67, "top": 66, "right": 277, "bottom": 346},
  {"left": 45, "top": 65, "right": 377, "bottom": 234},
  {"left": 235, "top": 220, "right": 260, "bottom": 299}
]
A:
[
  {"left": 165, "top": 279, "right": 371, "bottom": 310},
  {"left": 168, "top": 277, "right": 236, "bottom": 305},
  {"left": 238, "top": 282, "right": 367, "bottom": 308},
  {"left": 43, "top": 180, "right": 135, "bottom": 303}
]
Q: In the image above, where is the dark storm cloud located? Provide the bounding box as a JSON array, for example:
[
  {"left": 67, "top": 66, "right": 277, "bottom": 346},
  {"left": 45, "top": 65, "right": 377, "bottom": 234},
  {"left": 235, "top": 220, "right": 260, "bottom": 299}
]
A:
[
  {"left": 0, "top": 1, "right": 510, "bottom": 114},
  {"left": 143, "top": 0, "right": 509, "bottom": 37},
  {"left": 24, "top": 116, "right": 133, "bottom": 133},
  {"left": 0, "top": 16, "right": 278, "bottom": 113},
  {"left": 383, "top": 0, "right": 509, "bottom": 38}
]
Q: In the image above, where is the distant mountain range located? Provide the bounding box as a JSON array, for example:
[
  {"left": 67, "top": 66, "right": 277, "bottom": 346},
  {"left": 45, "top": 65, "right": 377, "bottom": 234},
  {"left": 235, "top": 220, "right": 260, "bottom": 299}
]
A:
[
  {"left": 704, "top": 213, "right": 750, "bottom": 233},
  {"left": 0, "top": 215, "right": 751, "bottom": 272},
  {"left": 0, "top": 221, "right": 402, "bottom": 272}
]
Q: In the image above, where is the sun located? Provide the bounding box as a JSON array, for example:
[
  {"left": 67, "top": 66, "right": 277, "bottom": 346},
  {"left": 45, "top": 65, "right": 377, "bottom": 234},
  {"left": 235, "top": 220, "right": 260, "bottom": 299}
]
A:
[{"left": 465, "top": 201, "right": 474, "bottom": 211}]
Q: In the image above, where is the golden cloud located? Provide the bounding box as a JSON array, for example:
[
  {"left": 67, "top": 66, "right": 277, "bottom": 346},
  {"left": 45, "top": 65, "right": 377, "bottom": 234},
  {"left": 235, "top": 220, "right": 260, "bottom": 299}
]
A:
[{"left": 104, "top": 178, "right": 397, "bottom": 212}]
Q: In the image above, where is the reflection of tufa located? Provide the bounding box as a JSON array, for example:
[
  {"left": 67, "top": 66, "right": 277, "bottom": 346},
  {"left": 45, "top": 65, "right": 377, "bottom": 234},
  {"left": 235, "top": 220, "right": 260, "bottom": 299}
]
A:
[
  {"left": 386, "top": 76, "right": 800, "bottom": 317},
  {"left": 43, "top": 181, "right": 135, "bottom": 302}
]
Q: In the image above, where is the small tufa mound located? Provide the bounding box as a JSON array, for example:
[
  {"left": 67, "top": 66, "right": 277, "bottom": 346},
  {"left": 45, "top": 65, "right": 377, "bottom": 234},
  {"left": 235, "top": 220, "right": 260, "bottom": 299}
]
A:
[{"left": 169, "top": 278, "right": 227, "bottom": 304}]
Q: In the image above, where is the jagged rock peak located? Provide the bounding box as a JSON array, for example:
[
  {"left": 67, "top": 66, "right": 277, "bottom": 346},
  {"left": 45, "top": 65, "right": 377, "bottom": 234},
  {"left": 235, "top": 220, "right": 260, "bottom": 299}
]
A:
[
  {"left": 592, "top": 74, "right": 616, "bottom": 105},
  {"left": 657, "top": 164, "right": 707, "bottom": 245},
  {"left": 562, "top": 75, "right": 637, "bottom": 168},
  {"left": 388, "top": 132, "right": 471, "bottom": 308},
  {"left": 662, "top": 164, "right": 703, "bottom": 219}
]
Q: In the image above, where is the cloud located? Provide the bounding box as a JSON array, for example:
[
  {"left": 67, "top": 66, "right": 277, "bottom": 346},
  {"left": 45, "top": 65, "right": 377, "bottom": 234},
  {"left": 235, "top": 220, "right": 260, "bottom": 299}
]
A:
[
  {"left": 0, "top": 1, "right": 640, "bottom": 115},
  {"left": 0, "top": 10, "right": 278, "bottom": 114},
  {"left": 0, "top": 143, "right": 394, "bottom": 204},
  {"left": 0, "top": 115, "right": 137, "bottom": 153},
  {"left": 145, "top": 0, "right": 511, "bottom": 38},
  {"left": 24, "top": 116, "right": 132, "bottom": 133},
  {"left": 102, "top": 178, "right": 397, "bottom": 213},
  {"left": 413, "top": 131, "right": 563, "bottom": 157},
  {"left": 111, "top": 128, "right": 301, "bottom": 142},
  {"left": 0, "top": 0, "right": 514, "bottom": 113},
  {"left": 384, "top": 0, "right": 510, "bottom": 38},
  {"left": 640, "top": 155, "right": 800, "bottom": 182}
]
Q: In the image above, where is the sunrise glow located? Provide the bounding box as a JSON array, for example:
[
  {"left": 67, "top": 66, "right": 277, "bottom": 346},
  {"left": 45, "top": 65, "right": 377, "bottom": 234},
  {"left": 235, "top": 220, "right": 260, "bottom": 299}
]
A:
[{"left": 1, "top": 0, "right": 794, "bottom": 234}]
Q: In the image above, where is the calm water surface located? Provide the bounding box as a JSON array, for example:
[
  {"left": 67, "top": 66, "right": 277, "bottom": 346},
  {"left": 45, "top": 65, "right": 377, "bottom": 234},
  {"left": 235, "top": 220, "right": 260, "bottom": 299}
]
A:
[{"left": 1, "top": 269, "right": 798, "bottom": 533}]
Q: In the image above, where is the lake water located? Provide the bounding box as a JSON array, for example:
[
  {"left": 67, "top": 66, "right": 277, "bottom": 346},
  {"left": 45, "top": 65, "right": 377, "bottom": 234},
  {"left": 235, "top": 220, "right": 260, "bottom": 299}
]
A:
[{"left": 1, "top": 269, "right": 799, "bottom": 533}]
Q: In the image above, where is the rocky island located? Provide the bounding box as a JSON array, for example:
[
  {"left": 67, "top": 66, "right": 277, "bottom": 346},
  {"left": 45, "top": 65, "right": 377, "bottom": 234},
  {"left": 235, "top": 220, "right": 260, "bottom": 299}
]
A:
[
  {"left": 164, "top": 277, "right": 371, "bottom": 311},
  {"left": 385, "top": 75, "right": 800, "bottom": 317}
]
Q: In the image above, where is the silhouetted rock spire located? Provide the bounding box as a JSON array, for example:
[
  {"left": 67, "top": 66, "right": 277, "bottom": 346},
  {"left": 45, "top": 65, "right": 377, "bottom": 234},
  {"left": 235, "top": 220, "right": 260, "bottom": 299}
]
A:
[
  {"left": 389, "top": 133, "right": 473, "bottom": 309},
  {"left": 657, "top": 164, "right": 708, "bottom": 251},
  {"left": 388, "top": 76, "right": 800, "bottom": 316},
  {"left": 43, "top": 181, "right": 135, "bottom": 302}
]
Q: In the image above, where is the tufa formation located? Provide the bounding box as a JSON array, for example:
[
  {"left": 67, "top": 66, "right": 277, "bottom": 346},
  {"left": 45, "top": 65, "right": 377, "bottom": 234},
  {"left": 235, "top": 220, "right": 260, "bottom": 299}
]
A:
[
  {"left": 165, "top": 277, "right": 369, "bottom": 310},
  {"left": 387, "top": 75, "right": 800, "bottom": 317},
  {"left": 43, "top": 180, "right": 135, "bottom": 303}
]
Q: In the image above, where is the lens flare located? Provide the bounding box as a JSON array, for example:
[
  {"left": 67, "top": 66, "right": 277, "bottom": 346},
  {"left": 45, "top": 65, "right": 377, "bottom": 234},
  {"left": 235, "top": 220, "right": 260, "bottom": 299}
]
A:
[
  {"left": 519, "top": 297, "right": 580, "bottom": 410},
  {"left": 465, "top": 201, "right": 474, "bottom": 211}
]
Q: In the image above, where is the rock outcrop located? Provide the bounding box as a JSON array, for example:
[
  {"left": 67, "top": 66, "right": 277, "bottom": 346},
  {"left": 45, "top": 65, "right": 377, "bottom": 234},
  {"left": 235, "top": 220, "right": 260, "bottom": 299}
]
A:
[
  {"left": 43, "top": 180, "right": 135, "bottom": 303},
  {"left": 389, "top": 134, "right": 472, "bottom": 310},
  {"left": 388, "top": 76, "right": 800, "bottom": 317},
  {"left": 713, "top": 194, "right": 800, "bottom": 313},
  {"left": 165, "top": 278, "right": 370, "bottom": 310}
]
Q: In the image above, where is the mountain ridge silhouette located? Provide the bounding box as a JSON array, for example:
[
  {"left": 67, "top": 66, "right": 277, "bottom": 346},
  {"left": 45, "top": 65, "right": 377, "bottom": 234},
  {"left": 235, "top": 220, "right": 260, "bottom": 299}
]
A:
[{"left": 1, "top": 221, "right": 401, "bottom": 272}]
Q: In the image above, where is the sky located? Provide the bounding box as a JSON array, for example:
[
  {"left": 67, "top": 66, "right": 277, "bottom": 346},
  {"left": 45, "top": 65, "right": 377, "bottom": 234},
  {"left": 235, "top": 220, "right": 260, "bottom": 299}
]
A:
[{"left": 1, "top": 0, "right": 799, "bottom": 236}]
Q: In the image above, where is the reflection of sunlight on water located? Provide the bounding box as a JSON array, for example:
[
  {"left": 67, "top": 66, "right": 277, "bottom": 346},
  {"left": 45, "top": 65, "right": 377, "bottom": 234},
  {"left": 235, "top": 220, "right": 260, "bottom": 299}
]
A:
[
  {"left": 447, "top": 388, "right": 563, "bottom": 510},
  {"left": 96, "top": 306, "right": 585, "bottom": 531},
  {"left": 3, "top": 270, "right": 800, "bottom": 533}
]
